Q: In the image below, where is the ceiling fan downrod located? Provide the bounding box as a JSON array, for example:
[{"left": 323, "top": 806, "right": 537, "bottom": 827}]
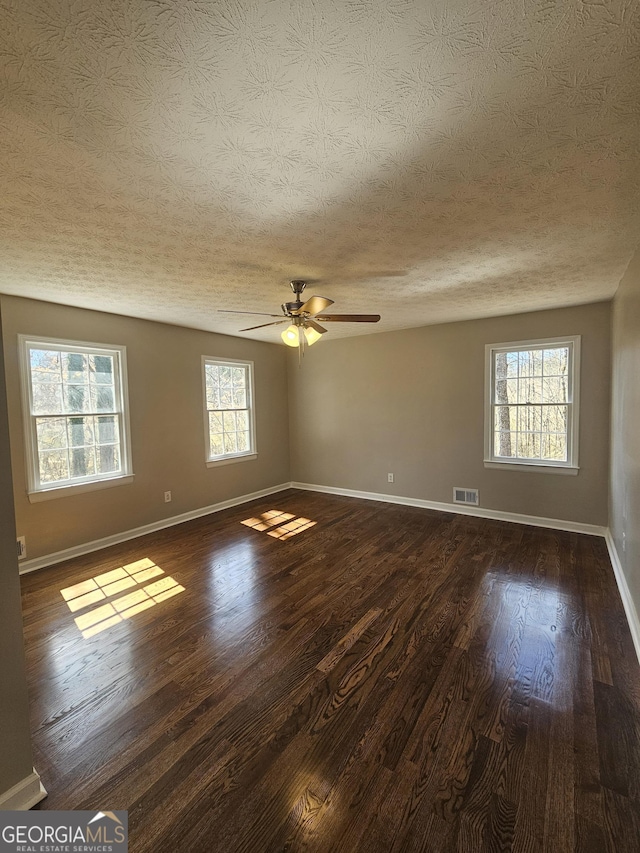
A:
[{"left": 283, "top": 280, "right": 307, "bottom": 316}]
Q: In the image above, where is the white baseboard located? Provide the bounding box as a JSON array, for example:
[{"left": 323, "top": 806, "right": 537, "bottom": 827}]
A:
[
  {"left": 20, "top": 478, "right": 637, "bottom": 667},
  {"left": 19, "top": 483, "right": 291, "bottom": 574},
  {"left": 0, "top": 768, "right": 47, "bottom": 810},
  {"left": 290, "top": 482, "right": 608, "bottom": 537},
  {"left": 20, "top": 479, "right": 607, "bottom": 575},
  {"left": 293, "top": 481, "right": 640, "bottom": 664},
  {"left": 605, "top": 531, "right": 640, "bottom": 665}
]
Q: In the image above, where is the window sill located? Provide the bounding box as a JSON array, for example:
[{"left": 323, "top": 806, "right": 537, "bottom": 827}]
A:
[
  {"left": 484, "top": 460, "right": 579, "bottom": 475},
  {"left": 206, "top": 453, "right": 257, "bottom": 468},
  {"left": 28, "top": 474, "right": 135, "bottom": 503}
]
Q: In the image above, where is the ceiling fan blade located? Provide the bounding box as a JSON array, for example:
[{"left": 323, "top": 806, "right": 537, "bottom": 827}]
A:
[
  {"left": 305, "top": 319, "right": 327, "bottom": 334},
  {"left": 239, "top": 320, "right": 289, "bottom": 331},
  {"left": 314, "top": 314, "right": 381, "bottom": 323},
  {"left": 219, "top": 310, "right": 283, "bottom": 317},
  {"left": 299, "top": 295, "right": 334, "bottom": 316}
]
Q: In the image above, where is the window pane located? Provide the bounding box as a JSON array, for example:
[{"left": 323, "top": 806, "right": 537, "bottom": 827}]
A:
[
  {"left": 32, "top": 382, "right": 64, "bottom": 415},
  {"left": 542, "top": 376, "right": 567, "bottom": 404},
  {"left": 206, "top": 364, "right": 219, "bottom": 385},
  {"left": 543, "top": 347, "right": 568, "bottom": 375},
  {"left": 207, "top": 384, "right": 220, "bottom": 410},
  {"left": 495, "top": 372, "right": 518, "bottom": 404},
  {"left": 220, "top": 388, "right": 233, "bottom": 408},
  {"left": 504, "top": 378, "right": 518, "bottom": 404},
  {"left": 232, "top": 367, "right": 246, "bottom": 386},
  {"left": 91, "top": 384, "right": 115, "bottom": 412},
  {"left": 219, "top": 366, "right": 232, "bottom": 387},
  {"left": 30, "top": 349, "right": 61, "bottom": 382},
  {"left": 236, "top": 410, "right": 249, "bottom": 431},
  {"left": 63, "top": 352, "right": 88, "bottom": 383},
  {"left": 237, "top": 431, "right": 250, "bottom": 452},
  {"left": 517, "top": 377, "right": 542, "bottom": 404},
  {"left": 505, "top": 352, "right": 518, "bottom": 377},
  {"left": 90, "top": 355, "right": 114, "bottom": 384},
  {"left": 494, "top": 405, "right": 517, "bottom": 432},
  {"left": 517, "top": 405, "right": 542, "bottom": 433},
  {"left": 541, "top": 433, "right": 567, "bottom": 461},
  {"left": 516, "top": 433, "right": 541, "bottom": 459},
  {"left": 494, "top": 431, "right": 516, "bottom": 457},
  {"left": 64, "top": 384, "right": 90, "bottom": 413},
  {"left": 223, "top": 411, "right": 236, "bottom": 432},
  {"left": 39, "top": 449, "right": 69, "bottom": 483},
  {"left": 96, "top": 415, "right": 118, "bottom": 444},
  {"left": 36, "top": 417, "right": 67, "bottom": 450},
  {"left": 70, "top": 445, "right": 96, "bottom": 478},
  {"left": 233, "top": 388, "right": 246, "bottom": 408},
  {"left": 69, "top": 416, "right": 94, "bottom": 447},
  {"left": 97, "top": 444, "right": 120, "bottom": 474},
  {"left": 209, "top": 411, "right": 222, "bottom": 433},
  {"left": 518, "top": 351, "right": 535, "bottom": 377},
  {"left": 224, "top": 432, "right": 237, "bottom": 454},
  {"left": 210, "top": 433, "right": 224, "bottom": 456},
  {"left": 541, "top": 405, "right": 567, "bottom": 433}
]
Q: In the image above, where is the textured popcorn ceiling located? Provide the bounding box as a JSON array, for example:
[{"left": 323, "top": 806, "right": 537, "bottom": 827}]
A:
[{"left": 1, "top": 0, "right": 639, "bottom": 342}]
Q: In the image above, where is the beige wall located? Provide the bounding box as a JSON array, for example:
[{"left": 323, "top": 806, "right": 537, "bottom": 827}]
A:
[
  {"left": 289, "top": 302, "right": 611, "bottom": 526},
  {"left": 611, "top": 247, "right": 640, "bottom": 618},
  {"left": 0, "top": 304, "right": 36, "bottom": 799},
  {"left": 1, "top": 294, "right": 614, "bottom": 563},
  {"left": 1, "top": 295, "right": 290, "bottom": 560}
]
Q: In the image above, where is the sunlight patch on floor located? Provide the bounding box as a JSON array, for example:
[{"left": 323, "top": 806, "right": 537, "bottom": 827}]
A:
[
  {"left": 241, "top": 510, "right": 317, "bottom": 541},
  {"left": 60, "top": 557, "right": 185, "bottom": 639}
]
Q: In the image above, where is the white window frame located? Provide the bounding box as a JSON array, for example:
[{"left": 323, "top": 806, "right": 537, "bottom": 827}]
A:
[
  {"left": 202, "top": 356, "right": 257, "bottom": 467},
  {"left": 18, "top": 335, "right": 134, "bottom": 502},
  {"left": 484, "top": 335, "right": 581, "bottom": 474}
]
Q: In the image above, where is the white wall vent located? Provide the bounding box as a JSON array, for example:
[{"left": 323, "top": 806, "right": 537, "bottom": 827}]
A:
[{"left": 453, "top": 487, "right": 479, "bottom": 506}]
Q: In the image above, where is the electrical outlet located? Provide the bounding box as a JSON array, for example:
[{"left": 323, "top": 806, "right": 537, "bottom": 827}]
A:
[
  {"left": 387, "top": 473, "right": 394, "bottom": 483},
  {"left": 164, "top": 491, "right": 172, "bottom": 503},
  {"left": 17, "top": 535, "right": 26, "bottom": 560}
]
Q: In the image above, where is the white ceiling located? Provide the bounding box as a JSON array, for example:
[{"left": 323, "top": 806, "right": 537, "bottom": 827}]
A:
[{"left": 1, "top": 0, "right": 639, "bottom": 342}]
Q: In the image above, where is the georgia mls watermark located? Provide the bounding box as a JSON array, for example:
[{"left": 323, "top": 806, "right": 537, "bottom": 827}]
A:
[{"left": 0, "top": 811, "right": 127, "bottom": 853}]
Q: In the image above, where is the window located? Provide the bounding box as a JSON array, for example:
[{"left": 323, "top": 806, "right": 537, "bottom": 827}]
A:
[
  {"left": 19, "top": 337, "right": 133, "bottom": 499},
  {"left": 484, "top": 336, "right": 580, "bottom": 472},
  {"left": 203, "top": 358, "right": 256, "bottom": 466}
]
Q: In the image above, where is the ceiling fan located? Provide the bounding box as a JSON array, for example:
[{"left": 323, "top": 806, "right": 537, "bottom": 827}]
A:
[{"left": 219, "top": 281, "right": 381, "bottom": 349}]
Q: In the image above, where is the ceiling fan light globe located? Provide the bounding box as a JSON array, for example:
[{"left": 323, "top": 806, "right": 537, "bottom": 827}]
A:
[
  {"left": 303, "top": 326, "right": 323, "bottom": 346},
  {"left": 281, "top": 325, "right": 300, "bottom": 347}
]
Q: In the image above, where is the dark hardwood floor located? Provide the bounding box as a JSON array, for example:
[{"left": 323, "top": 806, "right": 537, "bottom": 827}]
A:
[{"left": 21, "top": 489, "right": 640, "bottom": 851}]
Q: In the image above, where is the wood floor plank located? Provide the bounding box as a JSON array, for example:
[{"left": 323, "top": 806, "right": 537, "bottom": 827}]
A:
[
  {"left": 316, "top": 607, "right": 383, "bottom": 673},
  {"left": 20, "top": 489, "right": 640, "bottom": 852}
]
